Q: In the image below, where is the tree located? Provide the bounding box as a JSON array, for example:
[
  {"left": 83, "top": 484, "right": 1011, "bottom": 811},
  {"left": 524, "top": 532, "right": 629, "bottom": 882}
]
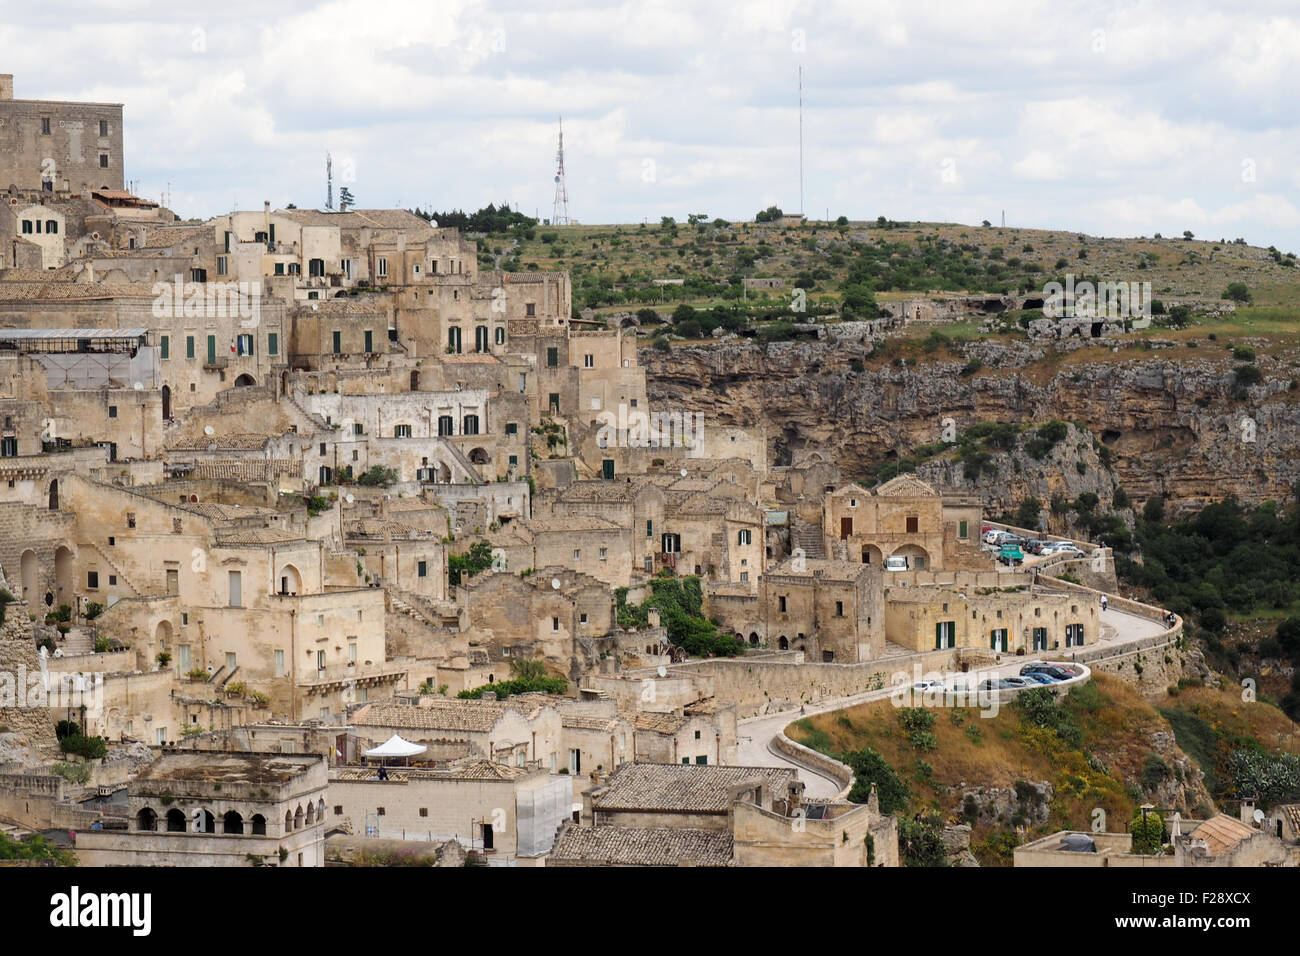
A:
[
  {"left": 448, "top": 541, "right": 494, "bottom": 587},
  {"left": 1183, "top": 230, "right": 1194, "bottom": 241},
  {"left": 899, "top": 815, "right": 949, "bottom": 866},
  {"left": 835, "top": 215, "right": 849, "bottom": 226},
  {"left": 1143, "top": 496, "right": 1165, "bottom": 522},
  {"left": 1130, "top": 808, "right": 1164, "bottom": 854},
  {"left": 339, "top": 187, "right": 355, "bottom": 212},
  {"left": 1223, "top": 282, "right": 1251, "bottom": 303},
  {"left": 754, "top": 205, "right": 783, "bottom": 223},
  {"left": 842, "top": 747, "right": 909, "bottom": 812},
  {"left": 1015, "top": 497, "right": 1042, "bottom": 529}
]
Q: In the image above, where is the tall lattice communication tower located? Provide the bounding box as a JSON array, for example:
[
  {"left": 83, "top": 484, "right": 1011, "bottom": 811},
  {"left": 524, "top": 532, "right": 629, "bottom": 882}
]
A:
[{"left": 551, "top": 118, "right": 570, "bottom": 226}]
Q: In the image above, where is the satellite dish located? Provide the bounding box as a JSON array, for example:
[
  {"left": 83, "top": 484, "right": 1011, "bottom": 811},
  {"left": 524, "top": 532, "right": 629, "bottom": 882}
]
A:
[
  {"left": 344, "top": 493, "right": 355, "bottom": 504},
  {"left": 657, "top": 665, "right": 667, "bottom": 678},
  {"left": 1254, "top": 808, "right": 1266, "bottom": 823},
  {"left": 203, "top": 426, "right": 215, "bottom": 436},
  {"left": 551, "top": 577, "right": 561, "bottom": 590},
  {"left": 680, "top": 468, "right": 688, "bottom": 477},
  {"left": 133, "top": 381, "right": 144, "bottom": 390}
]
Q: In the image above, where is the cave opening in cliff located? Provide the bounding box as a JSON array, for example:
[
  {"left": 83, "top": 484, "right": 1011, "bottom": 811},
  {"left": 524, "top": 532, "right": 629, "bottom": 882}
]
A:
[
  {"left": 1101, "top": 429, "right": 1121, "bottom": 444},
  {"left": 1090, "top": 322, "right": 1103, "bottom": 337}
]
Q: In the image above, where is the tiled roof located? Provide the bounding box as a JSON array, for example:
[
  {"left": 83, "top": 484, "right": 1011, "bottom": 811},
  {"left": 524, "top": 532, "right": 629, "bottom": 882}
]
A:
[
  {"left": 1189, "top": 814, "right": 1257, "bottom": 855},
  {"left": 549, "top": 825, "right": 733, "bottom": 866},
  {"left": 561, "top": 714, "right": 622, "bottom": 732},
  {"left": 527, "top": 516, "right": 625, "bottom": 533},
  {"left": 187, "top": 460, "right": 300, "bottom": 481},
  {"left": 872, "top": 474, "right": 939, "bottom": 498},
  {"left": 352, "top": 700, "right": 523, "bottom": 733},
  {"left": 631, "top": 713, "right": 690, "bottom": 735},
  {"left": 1279, "top": 804, "right": 1300, "bottom": 836},
  {"left": 593, "top": 764, "right": 793, "bottom": 813}
]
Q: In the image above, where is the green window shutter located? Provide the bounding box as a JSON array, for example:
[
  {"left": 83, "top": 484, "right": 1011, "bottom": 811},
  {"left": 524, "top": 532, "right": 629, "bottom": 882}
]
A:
[
  {"left": 160, "top": 336, "right": 169, "bottom": 359},
  {"left": 959, "top": 520, "right": 968, "bottom": 538},
  {"left": 546, "top": 347, "right": 558, "bottom": 367},
  {"left": 268, "top": 332, "right": 278, "bottom": 356},
  {"left": 186, "top": 336, "right": 195, "bottom": 359}
]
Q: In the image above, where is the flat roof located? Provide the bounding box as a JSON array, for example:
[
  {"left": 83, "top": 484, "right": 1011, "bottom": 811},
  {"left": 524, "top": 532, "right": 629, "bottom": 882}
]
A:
[{"left": 0, "top": 328, "right": 148, "bottom": 340}]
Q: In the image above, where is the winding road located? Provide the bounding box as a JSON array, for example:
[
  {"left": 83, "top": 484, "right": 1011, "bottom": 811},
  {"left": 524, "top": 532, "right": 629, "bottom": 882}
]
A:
[{"left": 735, "top": 605, "right": 1170, "bottom": 800}]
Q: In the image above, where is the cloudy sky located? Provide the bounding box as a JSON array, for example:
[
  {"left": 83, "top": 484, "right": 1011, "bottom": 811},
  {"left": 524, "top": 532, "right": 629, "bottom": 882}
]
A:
[{"left": 5, "top": 0, "right": 1300, "bottom": 248}]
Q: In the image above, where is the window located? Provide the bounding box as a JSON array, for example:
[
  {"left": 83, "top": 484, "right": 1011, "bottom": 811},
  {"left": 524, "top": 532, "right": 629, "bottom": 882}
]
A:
[
  {"left": 505, "top": 422, "right": 518, "bottom": 435},
  {"left": 21, "top": 220, "right": 33, "bottom": 234},
  {"left": 332, "top": 331, "right": 342, "bottom": 354},
  {"left": 738, "top": 529, "right": 752, "bottom": 545},
  {"left": 599, "top": 548, "right": 607, "bottom": 560},
  {"left": 437, "top": 415, "right": 453, "bottom": 436},
  {"left": 100, "top": 120, "right": 109, "bottom": 136},
  {"left": 548, "top": 393, "right": 560, "bottom": 412},
  {"left": 661, "top": 533, "right": 680, "bottom": 553},
  {"left": 508, "top": 455, "right": 517, "bottom": 467},
  {"left": 216, "top": 256, "right": 228, "bottom": 276},
  {"left": 935, "top": 621, "right": 955, "bottom": 649},
  {"left": 475, "top": 326, "right": 488, "bottom": 352},
  {"left": 959, "top": 520, "right": 969, "bottom": 539},
  {"left": 394, "top": 424, "right": 412, "bottom": 438},
  {"left": 41, "top": 117, "right": 51, "bottom": 135},
  {"left": 228, "top": 571, "right": 242, "bottom": 607},
  {"left": 364, "top": 330, "right": 373, "bottom": 353},
  {"left": 552, "top": 617, "right": 560, "bottom": 631},
  {"left": 3, "top": 437, "right": 21, "bottom": 456},
  {"left": 377, "top": 257, "right": 388, "bottom": 278},
  {"left": 108, "top": 406, "right": 118, "bottom": 418},
  {"left": 46, "top": 220, "right": 58, "bottom": 234},
  {"left": 268, "top": 332, "right": 278, "bottom": 356},
  {"left": 835, "top": 600, "right": 843, "bottom": 617},
  {"left": 186, "top": 336, "right": 195, "bottom": 359},
  {"left": 778, "top": 596, "right": 787, "bottom": 613},
  {"left": 573, "top": 549, "right": 581, "bottom": 560},
  {"left": 418, "top": 561, "right": 427, "bottom": 577},
  {"left": 495, "top": 327, "right": 505, "bottom": 345},
  {"left": 580, "top": 613, "right": 588, "bottom": 624},
  {"left": 87, "top": 571, "right": 99, "bottom": 590},
  {"left": 308, "top": 258, "right": 325, "bottom": 277},
  {"left": 646, "top": 520, "right": 653, "bottom": 538},
  {"left": 100, "top": 154, "right": 109, "bottom": 168},
  {"left": 274, "top": 650, "right": 285, "bottom": 677},
  {"left": 526, "top": 302, "right": 536, "bottom": 317},
  {"left": 127, "top": 513, "right": 136, "bottom": 528},
  {"left": 419, "top": 808, "right": 428, "bottom": 817},
  {"left": 462, "top": 415, "right": 479, "bottom": 436},
  {"left": 236, "top": 333, "right": 253, "bottom": 356},
  {"left": 319, "top": 442, "right": 327, "bottom": 455},
  {"left": 546, "top": 347, "right": 558, "bottom": 367},
  {"left": 583, "top": 354, "right": 594, "bottom": 368},
  {"left": 906, "top": 515, "right": 919, "bottom": 533},
  {"left": 696, "top": 755, "right": 708, "bottom": 765},
  {"left": 160, "top": 336, "right": 169, "bottom": 359}
]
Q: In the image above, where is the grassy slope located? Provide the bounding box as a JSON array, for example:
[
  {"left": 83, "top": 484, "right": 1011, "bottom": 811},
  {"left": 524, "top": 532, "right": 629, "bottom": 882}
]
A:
[{"left": 787, "top": 672, "right": 1299, "bottom": 864}]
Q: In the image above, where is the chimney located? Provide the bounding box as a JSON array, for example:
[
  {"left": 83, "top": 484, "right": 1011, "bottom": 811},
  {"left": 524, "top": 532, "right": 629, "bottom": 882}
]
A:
[
  {"left": 1240, "top": 797, "right": 1256, "bottom": 827},
  {"left": 0, "top": 75, "right": 13, "bottom": 100}
]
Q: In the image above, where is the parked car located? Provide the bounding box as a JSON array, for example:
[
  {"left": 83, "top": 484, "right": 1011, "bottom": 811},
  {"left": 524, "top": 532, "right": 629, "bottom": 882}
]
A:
[
  {"left": 1021, "top": 663, "right": 1076, "bottom": 681},
  {"left": 884, "top": 555, "right": 909, "bottom": 572},
  {"left": 978, "top": 676, "right": 1033, "bottom": 691},
  {"left": 1040, "top": 541, "right": 1082, "bottom": 556},
  {"left": 912, "top": 679, "right": 945, "bottom": 692},
  {"left": 1024, "top": 539, "right": 1050, "bottom": 555},
  {"left": 1019, "top": 672, "right": 1058, "bottom": 685},
  {"left": 983, "top": 529, "right": 1008, "bottom": 546}
]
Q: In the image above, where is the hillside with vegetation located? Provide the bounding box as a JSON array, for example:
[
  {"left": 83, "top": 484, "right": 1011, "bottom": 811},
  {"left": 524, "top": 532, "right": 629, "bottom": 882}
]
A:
[{"left": 787, "top": 673, "right": 1300, "bottom": 866}]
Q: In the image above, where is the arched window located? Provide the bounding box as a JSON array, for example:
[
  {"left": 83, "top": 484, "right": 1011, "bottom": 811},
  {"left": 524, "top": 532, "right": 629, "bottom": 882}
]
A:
[
  {"left": 294, "top": 806, "right": 304, "bottom": 830},
  {"left": 137, "top": 807, "right": 158, "bottom": 831},
  {"left": 251, "top": 814, "right": 267, "bottom": 835},
  {"left": 285, "top": 810, "right": 294, "bottom": 832},
  {"left": 166, "top": 809, "right": 186, "bottom": 832},
  {"left": 223, "top": 810, "right": 244, "bottom": 834},
  {"left": 305, "top": 803, "right": 315, "bottom": 825},
  {"left": 317, "top": 798, "right": 326, "bottom": 820}
]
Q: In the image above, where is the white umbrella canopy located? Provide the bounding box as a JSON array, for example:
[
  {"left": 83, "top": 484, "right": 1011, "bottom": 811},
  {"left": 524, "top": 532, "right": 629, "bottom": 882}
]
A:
[{"left": 364, "top": 734, "right": 427, "bottom": 759}]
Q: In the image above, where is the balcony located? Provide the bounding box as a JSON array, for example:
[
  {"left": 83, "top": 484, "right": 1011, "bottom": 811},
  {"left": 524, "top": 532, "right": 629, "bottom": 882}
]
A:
[{"left": 203, "top": 355, "right": 229, "bottom": 370}]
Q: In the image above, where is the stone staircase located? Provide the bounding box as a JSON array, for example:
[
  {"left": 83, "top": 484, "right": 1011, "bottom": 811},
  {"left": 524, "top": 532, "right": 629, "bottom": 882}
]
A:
[
  {"left": 59, "top": 625, "right": 94, "bottom": 656},
  {"left": 792, "top": 518, "right": 826, "bottom": 559}
]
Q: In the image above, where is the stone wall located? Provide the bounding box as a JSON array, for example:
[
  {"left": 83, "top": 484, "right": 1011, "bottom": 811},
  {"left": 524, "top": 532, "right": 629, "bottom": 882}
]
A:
[{"left": 0, "top": 611, "right": 59, "bottom": 758}]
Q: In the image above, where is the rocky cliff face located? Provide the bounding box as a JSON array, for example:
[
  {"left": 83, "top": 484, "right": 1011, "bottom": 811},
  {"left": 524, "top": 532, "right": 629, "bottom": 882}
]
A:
[{"left": 643, "top": 339, "right": 1300, "bottom": 512}]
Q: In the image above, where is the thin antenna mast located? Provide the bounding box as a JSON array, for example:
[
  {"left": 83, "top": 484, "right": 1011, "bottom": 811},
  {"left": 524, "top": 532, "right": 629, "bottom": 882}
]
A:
[{"left": 552, "top": 118, "right": 570, "bottom": 226}]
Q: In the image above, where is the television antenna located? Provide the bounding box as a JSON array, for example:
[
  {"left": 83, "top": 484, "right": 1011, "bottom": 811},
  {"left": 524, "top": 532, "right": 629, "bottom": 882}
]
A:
[{"left": 551, "top": 118, "right": 570, "bottom": 226}]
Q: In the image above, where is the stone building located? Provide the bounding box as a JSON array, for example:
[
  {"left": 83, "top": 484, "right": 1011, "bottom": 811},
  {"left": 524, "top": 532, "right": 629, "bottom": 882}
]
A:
[
  {"left": 0, "top": 75, "right": 124, "bottom": 194},
  {"left": 760, "top": 557, "right": 884, "bottom": 661},
  {"left": 74, "top": 749, "right": 329, "bottom": 867},
  {"left": 327, "top": 759, "right": 571, "bottom": 863},
  {"left": 822, "top": 474, "right": 983, "bottom": 570},
  {"left": 885, "top": 581, "right": 1096, "bottom": 654}
]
